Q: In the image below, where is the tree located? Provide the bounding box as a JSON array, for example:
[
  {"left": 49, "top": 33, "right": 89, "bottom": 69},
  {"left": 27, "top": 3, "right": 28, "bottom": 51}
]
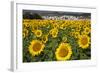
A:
[{"left": 23, "top": 12, "right": 43, "bottom": 19}]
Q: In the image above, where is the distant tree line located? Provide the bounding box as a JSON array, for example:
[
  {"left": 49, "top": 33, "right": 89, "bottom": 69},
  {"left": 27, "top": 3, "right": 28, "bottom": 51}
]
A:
[
  {"left": 23, "top": 12, "right": 91, "bottom": 19},
  {"left": 23, "top": 12, "right": 43, "bottom": 19}
]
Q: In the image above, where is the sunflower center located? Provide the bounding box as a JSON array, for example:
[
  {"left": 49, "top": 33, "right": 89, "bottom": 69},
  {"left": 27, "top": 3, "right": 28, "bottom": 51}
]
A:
[
  {"left": 86, "top": 29, "right": 89, "bottom": 32},
  {"left": 85, "top": 28, "right": 90, "bottom": 33},
  {"left": 58, "top": 48, "right": 68, "bottom": 57},
  {"left": 53, "top": 32, "right": 56, "bottom": 35},
  {"left": 32, "top": 42, "right": 42, "bottom": 52},
  {"left": 43, "top": 37, "right": 46, "bottom": 41},
  {"left": 81, "top": 37, "right": 88, "bottom": 45},
  {"left": 37, "top": 31, "right": 41, "bottom": 35}
]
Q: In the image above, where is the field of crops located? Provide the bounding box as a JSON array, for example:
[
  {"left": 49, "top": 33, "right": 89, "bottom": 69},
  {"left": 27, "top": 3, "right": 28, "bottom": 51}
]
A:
[{"left": 23, "top": 19, "right": 91, "bottom": 62}]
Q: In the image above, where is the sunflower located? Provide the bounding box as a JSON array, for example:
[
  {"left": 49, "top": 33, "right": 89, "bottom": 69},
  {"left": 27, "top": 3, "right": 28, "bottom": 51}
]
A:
[
  {"left": 34, "top": 30, "right": 42, "bottom": 37},
  {"left": 62, "top": 37, "right": 67, "bottom": 42},
  {"left": 23, "top": 33, "right": 25, "bottom": 38},
  {"left": 32, "top": 25, "right": 38, "bottom": 32},
  {"left": 42, "top": 34, "right": 48, "bottom": 43},
  {"left": 84, "top": 27, "right": 91, "bottom": 35},
  {"left": 23, "top": 22, "right": 30, "bottom": 28},
  {"left": 49, "top": 28, "right": 58, "bottom": 38},
  {"left": 74, "top": 31, "right": 80, "bottom": 38},
  {"left": 23, "top": 28, "right": 28, "bottom": 38},
  {"left": 55, "top": 43, "right": 72, "bottom": 61},
  {"left": 52, "top": 23, "right": 59, "bottom": 29},
  {"left": 78, "top": 35, "right": 90, "bottom": 49},
  {"left": 60, "top": 24, "right": 66, "bottom": 30},
  {"left": 29, "top": 40, "right": 45, "bottom": 56}
]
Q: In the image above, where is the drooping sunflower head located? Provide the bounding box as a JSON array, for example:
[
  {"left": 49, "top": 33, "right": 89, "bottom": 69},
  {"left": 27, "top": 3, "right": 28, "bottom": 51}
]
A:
[
  {"left": 55, "top": 43, "right": 72, "bottom": 61},
  {"left": 78, "top": 35, "right": 90, "bottom": 49},
  {"left": 29, "top": 40, "right": 45, "bottom": 56},
  {"left": 34, "top": 30, "right": 42, "bottom": 37}
]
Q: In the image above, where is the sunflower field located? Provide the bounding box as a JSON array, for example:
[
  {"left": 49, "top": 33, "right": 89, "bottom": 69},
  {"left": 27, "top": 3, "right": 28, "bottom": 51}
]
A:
[{"left": 23, "top": 19, "right": 91, "bottom": 62}]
